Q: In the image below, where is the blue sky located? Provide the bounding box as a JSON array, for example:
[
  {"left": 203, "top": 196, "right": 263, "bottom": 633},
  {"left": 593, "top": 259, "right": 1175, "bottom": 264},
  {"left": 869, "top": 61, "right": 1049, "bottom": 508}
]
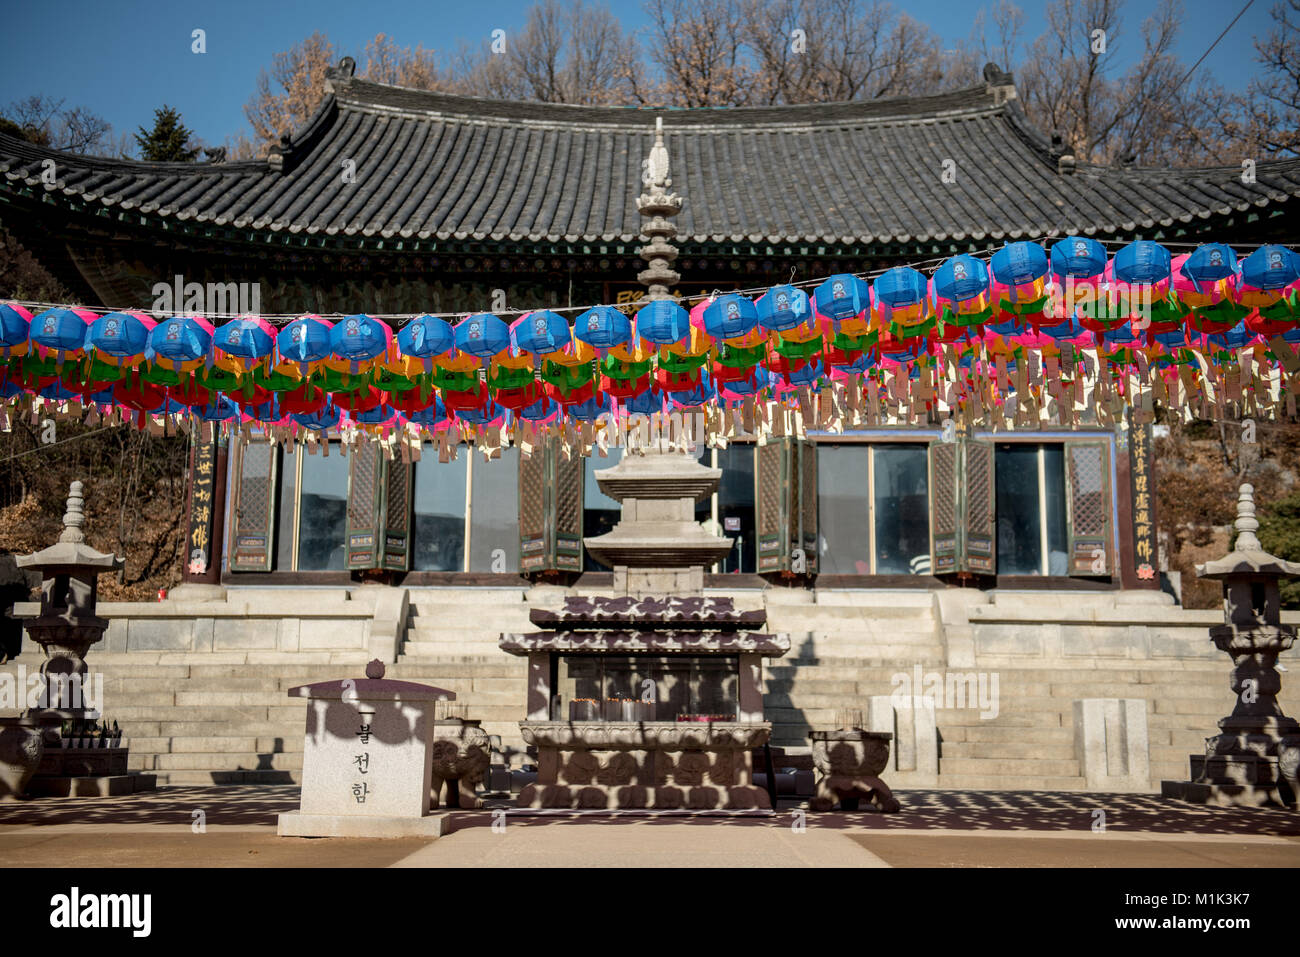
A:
[{"left": 0, "top": 0, "right": 1274, "bottom": 150}]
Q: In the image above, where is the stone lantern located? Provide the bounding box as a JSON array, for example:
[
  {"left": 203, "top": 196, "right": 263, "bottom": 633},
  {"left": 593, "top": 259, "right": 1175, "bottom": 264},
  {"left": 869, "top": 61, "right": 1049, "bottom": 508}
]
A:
[
  {"left": 6, "top": 481, "right": 154, "bottom": 796},
  {"left": 1161, "top": 484, "right": 1300, "bottom": 807},
  {"left": 16, "top": 482, "right": 122, "bottom": 716}
]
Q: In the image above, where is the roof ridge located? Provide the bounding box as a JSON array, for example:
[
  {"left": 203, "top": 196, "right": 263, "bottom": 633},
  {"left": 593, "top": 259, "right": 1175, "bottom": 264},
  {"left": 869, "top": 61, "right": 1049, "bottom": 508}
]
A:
[
  {"left": 0, "top": 131, "right": 267, "bottom": 174},
  {"left": 332, "top": 75, "right": 1002, "bottom": 128}
]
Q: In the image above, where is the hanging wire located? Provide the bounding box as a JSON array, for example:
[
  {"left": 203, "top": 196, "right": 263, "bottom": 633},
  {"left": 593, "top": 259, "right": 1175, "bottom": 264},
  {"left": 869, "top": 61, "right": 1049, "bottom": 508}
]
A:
[
  {"left": 0, "top": 236, "right": 1292, "bottom": 328},
  {"left": 0, "top": 425, "right": 119, "bottom": 462}
]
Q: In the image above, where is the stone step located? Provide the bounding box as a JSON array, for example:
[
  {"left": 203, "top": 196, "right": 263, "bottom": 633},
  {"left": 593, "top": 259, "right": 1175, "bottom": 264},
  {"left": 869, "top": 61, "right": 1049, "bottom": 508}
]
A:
[
  {"left": 928, "top": 756, "right": 1083, "bottom": 777},
  {"left": 146, "top": 751, "right": 304, "bottom": 771},
  {"left": 390, "top": 662, "right": 527, "bottom": 677},
  {"left": 939, "top": 741, "right": 1078, "bottom": 760},
  {"left": 811, "top": 591, "right": 940, "bottom": 608},
  {"left": 768, "top": 604, "right": 936, "bottom": 621},
  {"left": 913, "top": 775, "right": 1090, "bottom": 791},
  {"left": 944, "top": 726, "right": 1077, "bottom": 745},
  {"left": 151, "top": 769, "right": 302, "bottom": 786}
]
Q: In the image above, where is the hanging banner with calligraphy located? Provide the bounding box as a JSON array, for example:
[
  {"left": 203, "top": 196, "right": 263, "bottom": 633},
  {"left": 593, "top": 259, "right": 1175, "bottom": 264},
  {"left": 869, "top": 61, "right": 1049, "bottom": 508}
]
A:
[
  {"left": 186, "top": 439, "right": 218, "bottom": 577},
  {"left": 1128, "top": 420, "right": 1157, "bottom": 583}
]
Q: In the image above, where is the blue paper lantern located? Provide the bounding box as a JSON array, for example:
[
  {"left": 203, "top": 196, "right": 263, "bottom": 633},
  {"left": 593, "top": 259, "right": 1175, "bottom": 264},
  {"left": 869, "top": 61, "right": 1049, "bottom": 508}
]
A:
[
  {"left": 149, "top": 316, "right": 214, "bottom": 370},
  {"left": 354, "top": 404, "right": 397, "bottom": 426},
  {"left": 39, "top": 382, "right": 81, "bottom": 402},
  {"left": 518, "top": 396, "right": 560, "bottom": 421},
  {"left": 873, "top": 267, "right": 929, "bottom": 309},
  {"left": 398, "top": 315, "right": 455, "bottom": 358},
  {"left": 1050, "top": 237, "right": 1108, "bottom": 278},
  {"left": 814, "top": 274, "right": 870, "bottom": 320},
  {"left": 330, "top": 314, "right": 391, "bottom": 363},
  {"left": 454, "top": 313, "right": 510, "bottom": 361},
  {"left": 405, "top": 398, "right": 448, "bottom": 429},
  {"left": 1102, "top": 322, "right": 1139, "bottom": 346},
  {"left": 933, "top": 255, "right": 990, "bottom": 303},
  {"left": 89, "top": 312, "right": 154, "bottom": 360},
  {"left": 246, "top": 397, "right": 282, "bottom": 423},
  {"left": 0, "top": 303, "right": 32, "bottom": 355},
  {"left": 574, "top": 306, "right": 632, "bottom": 350},
  {"left": 567, "top": 394, "right": 614, "bottom": 421},
  {"left": 635, "top": 299, "right": 691, "bottom": 346},
  {"left": 755, "top": 285, "right": 813, "bottom": 332},
  {"left": 1151, "top": 328, "right": 1187, "bottom": 349},
  {"left": 702, "top": 294, "right": 759, "bottom": 340},
  {"left": 1203, "top": 320, "right": 1252, "bottom": 351},
  {"left": 512, "top": 310, "right": 571, "bottom": 355},
  {"left": 626, "top": 389, "right": 665, "bottom": 416},
  {"left": 1241, "top": 245, "right": 1300, "bottom": 290},
  {"left": 276, "top": 316, "right": 334, "bottom": 365},
  {"left": 786, "top": 359, "right": 823, "bottom": 386},
  {"left": 1039, "top": 315, "right": 1089, "bottom": 341},
  {"left": 214, "top": 317, "right": 276, "bottom": 362},
  {"left": 1182, "top": 243, "right": 1239, "bottom": 283},
  {"left": 991, "top": 242, "right": 1049, "bottom": 286},
  {"left": 455, "top": 401, "right": 505, "bottom": 425},
  {"left": 196, "top": 395, "right": 239, "bottom": 421},
  {"left": 831, "top": 352, "right": 876, "bottom": 375},
  {"left": 30, "top": 307, "right": 96, "bottom": 357},
  {"left": 291, "top": 404, "right": 341, "bottom": 430},
  {"left": 1113, "top": 240, "right": 1171, "bottom": 284}
]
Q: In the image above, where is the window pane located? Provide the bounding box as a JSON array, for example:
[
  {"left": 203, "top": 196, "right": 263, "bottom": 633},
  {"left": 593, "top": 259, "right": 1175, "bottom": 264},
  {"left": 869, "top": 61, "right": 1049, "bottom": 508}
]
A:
[
  {"left": 274, "top": 447, "right": 297, "bottom": 571},
  {"left": 1043, "top": 445, "right": 1069, "bottom": 575},
  {"left": 412, "top": 455, "right": 466, "bottom": 571},
  {"left": 817, "top": 445, "right": 871, "bottom": 574},
  {"left": 873, "top": 444, "right": 931, "bottom": 574},
  {"left": 469, "top": 448, "right": 519, "bottom": 572},
  {"left": 995, "top": 445, "right": 1043, "bottom": 575},
  {"left": 715, "top": 444, "right": 755, "bottom": 573},
  {"left": 296, "top": 448, "right": 348, "bottom": 571},
  {"left": 583, "top": 448, "right": 623, "bottom": 571}
]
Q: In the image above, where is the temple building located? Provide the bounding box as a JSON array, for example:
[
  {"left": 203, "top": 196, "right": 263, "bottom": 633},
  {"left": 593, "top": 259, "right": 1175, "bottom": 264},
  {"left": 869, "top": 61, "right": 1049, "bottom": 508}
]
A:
[{"left": 3, "top": 61, "right": 1299, "bottom": 793}]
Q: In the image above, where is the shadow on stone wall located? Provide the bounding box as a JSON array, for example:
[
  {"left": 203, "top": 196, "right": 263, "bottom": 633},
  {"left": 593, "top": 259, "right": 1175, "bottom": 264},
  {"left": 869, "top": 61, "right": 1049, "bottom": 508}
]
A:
[{"left": 0, "top": 552, "right": 37, "bottom": 663}]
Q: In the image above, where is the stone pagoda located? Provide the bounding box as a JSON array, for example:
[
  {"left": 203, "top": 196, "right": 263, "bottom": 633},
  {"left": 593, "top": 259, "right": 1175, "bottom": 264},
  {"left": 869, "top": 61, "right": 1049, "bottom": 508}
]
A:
[
  {"left": 583, "top": 449, "right": 734, "bottom": 597},
  {"left": 1162, "top": 484, "right": 1300, "bottom": 807}
]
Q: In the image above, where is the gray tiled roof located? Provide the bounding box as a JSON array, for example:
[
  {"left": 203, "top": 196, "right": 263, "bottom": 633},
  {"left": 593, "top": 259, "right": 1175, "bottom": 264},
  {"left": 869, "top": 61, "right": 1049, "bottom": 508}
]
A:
[{"left": 2, "top": 72, "right": 1297, "bottom": 246}]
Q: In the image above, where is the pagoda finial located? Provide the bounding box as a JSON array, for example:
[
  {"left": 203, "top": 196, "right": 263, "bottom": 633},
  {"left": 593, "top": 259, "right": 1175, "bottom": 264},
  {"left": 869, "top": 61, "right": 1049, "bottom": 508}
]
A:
[
  {"left": 1234, "top": 483, "right": 1262, "bottom": 552},
  {"left": 636, "top": 117, "right": 682, "bottom": 302},
  {"left": 59, "top": 481, "right": 86, "bottom": 545}
]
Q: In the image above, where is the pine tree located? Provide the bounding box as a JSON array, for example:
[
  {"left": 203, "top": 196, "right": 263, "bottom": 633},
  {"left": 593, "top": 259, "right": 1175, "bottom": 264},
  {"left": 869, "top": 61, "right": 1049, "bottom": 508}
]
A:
[
  {"left": 1259, "top": 492, "right": 1300, "bottom": 609},
  {"left": 134, "top": 105, "right": 200, "bottom": 162}
]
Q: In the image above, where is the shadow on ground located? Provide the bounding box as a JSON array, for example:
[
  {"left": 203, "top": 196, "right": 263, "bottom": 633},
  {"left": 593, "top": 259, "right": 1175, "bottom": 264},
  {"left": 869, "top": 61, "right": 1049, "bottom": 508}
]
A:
[{"left": 2, "top": 787, "right": 1295, "bottom": 836}]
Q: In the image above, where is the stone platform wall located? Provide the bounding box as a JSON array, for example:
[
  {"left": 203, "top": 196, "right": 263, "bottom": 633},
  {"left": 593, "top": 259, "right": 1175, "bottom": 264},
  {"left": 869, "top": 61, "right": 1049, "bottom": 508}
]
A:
[{"left": 4, "top": 584, "right": 1297, "bottom": 792}]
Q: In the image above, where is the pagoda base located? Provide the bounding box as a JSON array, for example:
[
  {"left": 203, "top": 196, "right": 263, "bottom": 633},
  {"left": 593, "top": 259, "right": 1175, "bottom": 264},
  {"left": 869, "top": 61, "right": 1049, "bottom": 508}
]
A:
[
  {"left": 1160, "top": 779, "right": 1291, "bottom": 808},
  {"left": 518, "top": 783, "right": 770, "bottom": 810},
  {"left": 517, "top": 721, "right": 773, "bottom": 811},
  {"left": 1162, "top": 751, "right": 1296, "bottom": 808}
]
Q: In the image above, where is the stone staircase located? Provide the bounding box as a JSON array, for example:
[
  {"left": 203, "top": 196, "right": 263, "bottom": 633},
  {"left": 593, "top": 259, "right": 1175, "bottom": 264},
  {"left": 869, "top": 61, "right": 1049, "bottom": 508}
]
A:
[
  {"left": 392, "top": 590, "right": 532, "bottom": 754},
  {"left": 6, "top": 586, "right": 1295, "bottom": 791}
]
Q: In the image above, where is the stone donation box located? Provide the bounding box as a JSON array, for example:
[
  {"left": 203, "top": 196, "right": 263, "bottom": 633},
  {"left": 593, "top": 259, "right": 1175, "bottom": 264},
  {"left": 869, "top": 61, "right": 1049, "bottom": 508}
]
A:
[{"left": 277, "top": 660, "right": 457, "bottom": 837}]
